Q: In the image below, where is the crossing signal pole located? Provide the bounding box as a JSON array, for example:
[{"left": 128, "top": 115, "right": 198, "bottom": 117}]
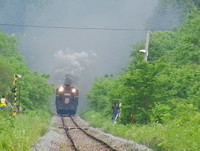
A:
[
  {"left": 13, "top": 75, "right": 17, "bottom": 106},
  {"left": 11, "top": 74, "right": 22, "bottom": 115}
]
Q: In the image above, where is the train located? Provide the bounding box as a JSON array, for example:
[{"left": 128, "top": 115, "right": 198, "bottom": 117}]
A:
[{"left": 55, "top": 76, "right": 79, "bottom": 115}]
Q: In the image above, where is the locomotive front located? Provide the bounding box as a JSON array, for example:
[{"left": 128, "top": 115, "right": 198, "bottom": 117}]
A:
[{"left": 55, "top": 84, "right": 78, "bottom": 115}]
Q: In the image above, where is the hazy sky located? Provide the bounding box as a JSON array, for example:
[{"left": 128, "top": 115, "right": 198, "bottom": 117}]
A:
[
  {"left": 18, "top": 0, "right": 157, "bottom": 84},
  {"left": 0, "top": 0, "right": 158, "bottom": 110}
]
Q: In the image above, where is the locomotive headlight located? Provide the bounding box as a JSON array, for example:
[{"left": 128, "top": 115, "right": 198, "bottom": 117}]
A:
[
  {"left": 58, "top": 86, "right": 64, "bottom": 93},
  {"left": 71, "top": 88, "right": 76, "bottom": 93}
]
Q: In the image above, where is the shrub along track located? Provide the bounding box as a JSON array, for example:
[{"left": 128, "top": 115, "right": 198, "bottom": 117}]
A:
[{"left": 61, "top": 115, "right": 117, "bottom": 151}]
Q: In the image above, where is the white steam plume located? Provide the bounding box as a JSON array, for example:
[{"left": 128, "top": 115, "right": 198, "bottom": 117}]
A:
[{"left": 51, "top": 49, "right": 96, "bottom": 86}]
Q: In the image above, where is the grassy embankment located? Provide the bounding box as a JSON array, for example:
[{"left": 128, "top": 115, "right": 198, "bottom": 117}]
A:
[
  {"left": 82, "top": 110, "right": 200, "bottom": 151},
  {"left": 0, "top": 110, "right": 51, "bottom": 151}
]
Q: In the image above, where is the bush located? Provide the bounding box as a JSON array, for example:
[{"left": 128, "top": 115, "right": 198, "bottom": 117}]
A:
[
  {"left": 82, "top": 109, "right": 200, "bottom": 151},
  {"left": 0, "top": 110, "right": 51, "bottom": 151}
]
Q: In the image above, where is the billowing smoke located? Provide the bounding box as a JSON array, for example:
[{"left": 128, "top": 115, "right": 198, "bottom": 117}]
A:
[{"left": 52, "top": 49, "right": 96, "bottom": 86}]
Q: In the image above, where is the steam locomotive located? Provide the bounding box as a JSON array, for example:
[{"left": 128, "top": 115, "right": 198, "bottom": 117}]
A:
[{"left": 55, "top": 77, "right": 79, "bottom": 115}]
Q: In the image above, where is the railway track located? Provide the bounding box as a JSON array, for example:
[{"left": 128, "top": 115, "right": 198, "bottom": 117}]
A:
[{"left": 61, "top": 115, "right": 118, "bottom": 151}]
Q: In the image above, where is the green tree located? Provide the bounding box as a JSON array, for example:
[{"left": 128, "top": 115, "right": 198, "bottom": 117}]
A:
[
  {"left": 118, "top": 58, "right": 171, "bottom": 124},
  {"left": 0, "top": 30, "right": 54, "bottom": 110},
  {"left": 86, "top": 75, "right": 114, "bottom": 115},
  {"left": 86, "top": 5, "right": 200, "bottom": 125},
  {"left": 168, "top": 10, "right": 200, "bottom": 65},
  {"left": 0, "top": 56, "right": 14, "bottom": 93},
  {"left": 147, "top": 0, "right": 198, "bottom": 31}
]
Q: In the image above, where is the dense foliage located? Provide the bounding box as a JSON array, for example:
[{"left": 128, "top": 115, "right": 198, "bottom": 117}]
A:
[
  {"left": 147, "top": 0, "right": 200, "bottom": 30},
  {"left": 0, "top": 110, "right": 50, "bottom": 151},
  {"left": 82, "top": 110, "right": 200, "bottom": 150},
  {"left": 85, "top": 3, "right": 200, "bottom": 150},
  {"left": 87, "top": 10, "right": 200, "bottom": 124},
  {"left": 0, "top": 31, "right": 54, "bottom": 110},
  {"left": 0, "top": 30, "right": 54, "bottom": 150}
]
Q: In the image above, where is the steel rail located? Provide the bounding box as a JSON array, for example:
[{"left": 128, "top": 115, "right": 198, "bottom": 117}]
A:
[
  {"left": 70, "top": 116, "right": 118, "bottom": 151},
  {"left": 61, "top": 116, "right": 80, "bottom": 151}
]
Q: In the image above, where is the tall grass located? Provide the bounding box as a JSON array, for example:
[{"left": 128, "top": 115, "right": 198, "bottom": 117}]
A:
[
  {"left": 82, "top": 110, "right": 200, "bottom": 151},
  {"left": 0, "top": 110, "right": 51, "bottom": 151}
]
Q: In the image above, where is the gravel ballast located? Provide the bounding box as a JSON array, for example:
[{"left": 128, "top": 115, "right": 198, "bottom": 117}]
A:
[{"left": 31, "top": 115, "right": 152, "bottom": 151}]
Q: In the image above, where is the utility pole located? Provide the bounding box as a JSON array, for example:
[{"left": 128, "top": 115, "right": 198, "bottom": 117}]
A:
[
  {"left": 144, "top": 30, "right": 150, "bottom": 61},
  {"left": 139, "top": 30, "right": 150, "bottom": 61}
]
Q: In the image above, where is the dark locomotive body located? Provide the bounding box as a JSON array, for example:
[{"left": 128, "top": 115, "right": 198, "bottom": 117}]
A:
[{"left": 55, "top": 84, "right": 78, "bottom": 115}]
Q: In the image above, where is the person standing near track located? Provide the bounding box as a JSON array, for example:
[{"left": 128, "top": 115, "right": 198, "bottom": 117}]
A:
[
  {"left": 0, "top": 95, "right": 8, "bottom": 110},
  {"left": 112, "top": 103, "right": 119, "bottom": 123}
]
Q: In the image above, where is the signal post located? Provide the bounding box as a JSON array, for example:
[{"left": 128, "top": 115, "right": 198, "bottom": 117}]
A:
[{"left": 11, "top": 74, "right": 22, "bottom": 115}]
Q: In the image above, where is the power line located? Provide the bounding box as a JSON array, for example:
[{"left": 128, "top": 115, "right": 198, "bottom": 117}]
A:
[{"left": 0, "top": 23, "right": 172, "bottom": 31}]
